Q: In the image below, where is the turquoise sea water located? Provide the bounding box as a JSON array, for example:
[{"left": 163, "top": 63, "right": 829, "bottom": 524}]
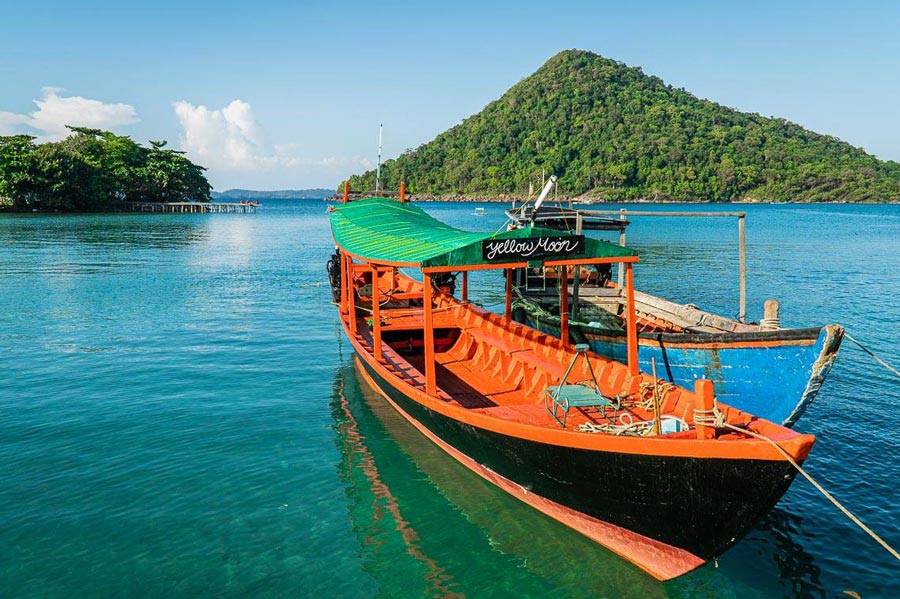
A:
[{"left": 2, "top": 199, "right": 899, "bottom": 598}]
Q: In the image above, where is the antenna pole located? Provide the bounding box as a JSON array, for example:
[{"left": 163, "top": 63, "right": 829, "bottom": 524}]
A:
[{"left": 375, "top": 124, "right": 383, "bottom": 193}]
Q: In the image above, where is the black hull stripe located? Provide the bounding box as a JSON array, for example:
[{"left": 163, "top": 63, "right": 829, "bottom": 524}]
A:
[{"left": 359, "top": 357, "right": 798, "bottom": 560}]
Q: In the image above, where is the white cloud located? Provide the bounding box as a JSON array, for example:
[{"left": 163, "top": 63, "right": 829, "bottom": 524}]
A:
[
  {"left": 173, "top": 99, "right": 274, "bottom": 171},
  {"left": 172, "top": 98, "right": 372, "bottom": 189},
  {"left": 0, "top": 88, "right": 138, "bottom": 140}
]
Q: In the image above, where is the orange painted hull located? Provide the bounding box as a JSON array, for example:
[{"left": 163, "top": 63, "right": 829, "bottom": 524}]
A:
[{"left": 334, "top": 267, "right": 815, "bottom": 579}]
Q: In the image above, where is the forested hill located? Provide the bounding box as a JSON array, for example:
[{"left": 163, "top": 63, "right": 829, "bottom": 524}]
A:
[{"left": 348, "top": 50, "right": 900, "bottom": 202}]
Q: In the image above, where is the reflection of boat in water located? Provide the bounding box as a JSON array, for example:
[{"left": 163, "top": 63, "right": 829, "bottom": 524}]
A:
[
  {"left": 331, "top": 365, "right": 465, "bottom": 598},
  {"left": 333, "top": 361, "right": 670, "bottom": 597},
  {"left": 326, "top": 197, "right": 815, "bottom": 580}
]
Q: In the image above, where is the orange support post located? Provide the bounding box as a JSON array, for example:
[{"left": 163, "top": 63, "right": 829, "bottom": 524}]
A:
[
  {"left": 461, "top": 271, "right": 468, "bottom": 302},
  {"left": 348, "top": 258, "right": 357, "bottom": 334},
  {"left": 560, "top": 266, "right": 570, "bottom": 346},
  {"left": 343, "top": 180, "right": 350, "bottom": 204},
  {"left": 399, "top": 181, "right": 406, "bottom": 203},
  {"left": 694, "top": 379, "right": 716, "bottom": 439},
  {"left": 371, "top": 265, "right": 382, "bottom": 362},
  {"left": 340, "top": 253, "right": 348, "bottom": 314},
  {"left": 504, "top": 269, "right": 513, "bottom": 319},
  {"left": 625, "top": 263, "right": 638, "bottom": 375},
  {"left": 423, "top": 273, "right": 436, "bottom": 396}
]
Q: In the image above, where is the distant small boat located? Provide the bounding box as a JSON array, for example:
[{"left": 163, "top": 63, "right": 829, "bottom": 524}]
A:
[{"left": 474, "top": 207, "right": 486, "bottom": 216}]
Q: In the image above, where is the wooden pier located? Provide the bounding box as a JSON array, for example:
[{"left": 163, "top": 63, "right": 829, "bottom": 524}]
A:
[{"left": 127, "top": 202, "right": 258, "bottom": 214}]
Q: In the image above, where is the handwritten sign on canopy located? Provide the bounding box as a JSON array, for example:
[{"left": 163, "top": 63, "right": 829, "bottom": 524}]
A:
[{"left": 481, "top": 235, "right": 585, "bottom": 262}]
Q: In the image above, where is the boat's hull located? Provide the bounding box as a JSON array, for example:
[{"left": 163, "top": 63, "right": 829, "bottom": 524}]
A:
[
  {"left": 347, "top": 332, "right": 800, "bottom": 580},
  {"left": 514, "top": 309, "right": 843, "bottom": 427}
]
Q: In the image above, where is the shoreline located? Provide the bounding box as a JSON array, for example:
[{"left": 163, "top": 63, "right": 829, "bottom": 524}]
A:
[
  {"left": 4, "top": 197, "right": 898, "bottom": 214},
  {"left": 352, "top": 194, "right": 896, "bottom": 205}
]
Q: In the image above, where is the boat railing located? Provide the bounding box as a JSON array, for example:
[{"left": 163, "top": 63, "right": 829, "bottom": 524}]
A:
[{"left": 333, "top": 180, "right": 410, "bottom": 204}]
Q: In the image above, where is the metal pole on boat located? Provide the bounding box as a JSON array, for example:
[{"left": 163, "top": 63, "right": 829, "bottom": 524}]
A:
[
  {"left": 348, "top": 258, "right": 358, "bottom": 334},
  {"left": 625, "top": 262, "right": 639, "bottom": 376},
  {"left": 340, "top": 253, "right": 349, "bottom": 314},
  {"left": 617, "top": 209, "right": 627, "bottom": 288},
  {"left": 343, "top": 180, "right": 350, "bottom": 204},
  {"left": 461, "top": 271, "right": 468, "bottom": 302},
  {"left": 571, "top": 213, "right": 582, "bottom": 321},
  {"left": 560, "top": 266, "right": 570, "bottom": 346},
  {"left": 505, "top": 269, "right": 513, "bottom": 320},
  {"left": 399, "top": 181, "right": 406, "bottom": 203},
  {"left": 738, "top": 214, "right": 747, "bottom": 323},
  {"left": 423, "top": 272, "right": 437, "bottom": 396},
  {"left": 375, "top": 124, "right": 383, "bottom": 194},
  {"left": 372, "top": 265, "right": 383, "bottom": 362}
]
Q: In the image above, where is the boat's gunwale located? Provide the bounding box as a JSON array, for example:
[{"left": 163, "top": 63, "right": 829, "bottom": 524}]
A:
[
  {"left": 343, "top": 296, "right": 813, "bottom": 463},
  {"left": 581, "top": 322, "right": 829, "bottom": 347}
]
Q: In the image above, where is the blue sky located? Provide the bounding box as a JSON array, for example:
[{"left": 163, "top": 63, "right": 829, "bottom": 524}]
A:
[{"left": 1, "top": 0, "right": 898, "bottom": 190}]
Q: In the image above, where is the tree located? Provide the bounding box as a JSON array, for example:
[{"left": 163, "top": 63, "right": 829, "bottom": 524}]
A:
[
  {"left": 0, "top": 135, "right": 37, "bottom": 207},
  {"left": 0, "top": 127, "right": 212, "bottom": 211}
]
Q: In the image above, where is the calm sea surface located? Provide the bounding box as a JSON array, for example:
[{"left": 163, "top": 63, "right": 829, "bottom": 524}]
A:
[{"left": 2, "top": 200, "right": 899, "bottom": 598}]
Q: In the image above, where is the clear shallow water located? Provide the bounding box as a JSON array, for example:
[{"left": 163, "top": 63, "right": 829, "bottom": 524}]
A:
[{"left": 1, "top": 200, "right": 898, "bottom": 598}]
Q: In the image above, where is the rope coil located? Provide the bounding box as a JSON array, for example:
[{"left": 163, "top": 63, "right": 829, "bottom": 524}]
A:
[
  {"left": 577, "top": 413, "right": 655, "bottom": 436},
  {"left": 692, "top": 406, "right": 726, "bottom": 428}
]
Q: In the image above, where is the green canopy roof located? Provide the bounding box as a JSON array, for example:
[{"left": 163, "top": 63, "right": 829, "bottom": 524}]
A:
[{"left": 329, "top": 198, "right": 637, "bottom": 269}]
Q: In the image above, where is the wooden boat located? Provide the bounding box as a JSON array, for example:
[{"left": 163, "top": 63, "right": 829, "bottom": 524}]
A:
[
  {"left": 326, "top": 197, "right": 815, "bottom": 580},
  {"left": 505, "top": 196, "right": 843, "bottom": 427},
  {"left": 506, "top": 202, "right": 626, "bottom": 230},
  {"left": 512, "top": 283, "right": 844, "bottom": 427}
]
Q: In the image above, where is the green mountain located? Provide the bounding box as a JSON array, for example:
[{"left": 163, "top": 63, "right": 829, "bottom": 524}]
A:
[{"left": 348, "top": 50, "right": 900, "bottom": 202}]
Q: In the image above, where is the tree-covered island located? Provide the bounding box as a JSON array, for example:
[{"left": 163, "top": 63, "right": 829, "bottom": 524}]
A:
[
  {"left": 0, "top": 127, "right": 211, "bottom": 212},
  {"left": 348, "top": 50, "right": 900, "bottom": 203}
]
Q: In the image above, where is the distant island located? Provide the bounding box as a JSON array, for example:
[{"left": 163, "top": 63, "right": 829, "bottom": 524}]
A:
[
  {"left": 211, "top": 188, "right": 333, "bottom": 200},
  {"left": 348, "top": 50, "right": 900, "bottom": 203},
  {"left": 0, "top": 127, "right": 211, "bottom": 212}
]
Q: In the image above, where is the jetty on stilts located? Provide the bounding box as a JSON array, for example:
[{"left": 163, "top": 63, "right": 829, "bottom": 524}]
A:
[{"left": 127, "top": 202, "right": 259, "bottom": 214}]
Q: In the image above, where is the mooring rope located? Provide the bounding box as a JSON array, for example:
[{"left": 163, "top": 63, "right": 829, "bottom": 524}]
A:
[
  {"left": 694, "top": 405, "right": 900, "bottom": 564},
  {"left": 577, "top": 413, "right": 654, "bottom": 436},
  {"left": 845, "top": 332, "right": 900, "bottom": 381}
]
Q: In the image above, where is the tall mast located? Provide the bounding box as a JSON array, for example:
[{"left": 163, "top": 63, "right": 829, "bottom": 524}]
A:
[{"left": 375, "top": 124, "right": 383, "bottom": 193}]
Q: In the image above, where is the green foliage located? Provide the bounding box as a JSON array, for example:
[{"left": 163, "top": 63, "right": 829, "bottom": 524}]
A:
[
  {"left": 0, "top": 127, "right": 211, "bottom": 211},
  {"left": 347, "top": 50, "right": 900, "bottom": 202}
]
